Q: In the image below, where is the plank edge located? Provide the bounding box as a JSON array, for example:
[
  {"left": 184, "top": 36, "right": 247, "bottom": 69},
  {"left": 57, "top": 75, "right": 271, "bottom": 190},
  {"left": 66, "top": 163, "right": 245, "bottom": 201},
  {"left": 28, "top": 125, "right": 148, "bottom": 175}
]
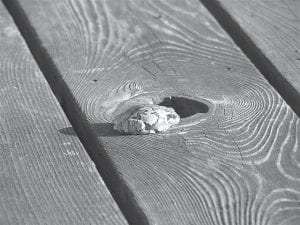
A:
[{"left": 200, "top": 0, "right": 300, "bottom": 117}]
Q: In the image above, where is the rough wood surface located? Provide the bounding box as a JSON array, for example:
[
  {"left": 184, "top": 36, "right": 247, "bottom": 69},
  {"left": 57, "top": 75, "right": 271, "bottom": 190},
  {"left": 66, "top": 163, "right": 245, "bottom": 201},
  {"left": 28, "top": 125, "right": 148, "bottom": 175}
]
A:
[
  {"left": 9, "top": 0, "right": 300, "bottom": 224},
  {"left": 0, "top": 3, "right": 128, "bottom": 225},
  {"left": 207, "top": 0, "right": 300, "bottom": 101}
]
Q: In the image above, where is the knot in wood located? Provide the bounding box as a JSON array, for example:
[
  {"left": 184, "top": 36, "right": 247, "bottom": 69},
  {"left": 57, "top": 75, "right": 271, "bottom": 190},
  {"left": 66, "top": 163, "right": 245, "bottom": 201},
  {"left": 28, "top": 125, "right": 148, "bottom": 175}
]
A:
[{"left": 113, "top": 105, "right": 180, "bottom": 134}]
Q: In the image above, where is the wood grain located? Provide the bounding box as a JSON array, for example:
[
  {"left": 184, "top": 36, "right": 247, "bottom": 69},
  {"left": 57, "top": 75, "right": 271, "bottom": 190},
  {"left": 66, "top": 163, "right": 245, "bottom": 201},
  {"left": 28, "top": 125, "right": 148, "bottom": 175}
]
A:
[
  {"left": 203, "top": 0, "right": 300, "bottom": 108},
  {"left": 0, "top": 3, "right": 128, "bottom": 225},
  {"left": 9, "top": 0, "right": 300, "bottom": 224}
]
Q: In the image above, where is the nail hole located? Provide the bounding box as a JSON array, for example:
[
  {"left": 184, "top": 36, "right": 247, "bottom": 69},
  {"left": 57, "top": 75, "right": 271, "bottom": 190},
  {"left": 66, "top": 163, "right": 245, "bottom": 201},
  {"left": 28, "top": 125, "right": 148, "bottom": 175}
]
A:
[{"left": 159, "top": 96, "right": 209, "bottom": 118}]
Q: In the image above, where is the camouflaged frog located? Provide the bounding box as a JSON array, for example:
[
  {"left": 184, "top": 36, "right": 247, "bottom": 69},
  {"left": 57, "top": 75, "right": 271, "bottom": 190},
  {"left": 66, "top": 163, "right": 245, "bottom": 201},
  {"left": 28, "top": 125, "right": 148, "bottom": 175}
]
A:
[{"left": 113, "top": 105, "right": 180, "bottom": 134}]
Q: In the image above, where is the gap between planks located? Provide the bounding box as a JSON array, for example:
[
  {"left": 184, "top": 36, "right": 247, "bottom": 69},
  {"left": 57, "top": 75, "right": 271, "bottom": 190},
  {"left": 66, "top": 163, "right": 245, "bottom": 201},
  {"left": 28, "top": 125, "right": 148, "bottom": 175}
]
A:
[
  {"left": 200, "top": 0, "right": 300, "bottom": 117},
  {"left": 1, "top": 0, "right": 149, "bottom": 225}
]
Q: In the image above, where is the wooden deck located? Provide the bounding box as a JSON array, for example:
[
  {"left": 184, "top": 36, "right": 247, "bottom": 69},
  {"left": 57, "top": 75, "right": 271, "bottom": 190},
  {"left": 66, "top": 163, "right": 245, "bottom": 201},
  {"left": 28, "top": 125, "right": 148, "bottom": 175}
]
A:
[
  {"left": 1, "top": 0, "right": 299, "bottom": 224},
  {"left": 0, "top": 2, "right": 128, "bottom": 224}
]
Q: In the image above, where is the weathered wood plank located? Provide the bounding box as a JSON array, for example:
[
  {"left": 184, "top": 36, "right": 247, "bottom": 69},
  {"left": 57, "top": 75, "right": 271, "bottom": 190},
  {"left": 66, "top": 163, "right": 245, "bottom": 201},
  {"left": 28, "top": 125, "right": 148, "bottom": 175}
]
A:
[
  {"left": 202, "top": 0, "right": 300, "bottom": 113},
  {"left": 9, "top": 0, "right": 300, "bottom": 224},
  {"left": 0, "top": 3, "right": 128, "bottom": 225}
]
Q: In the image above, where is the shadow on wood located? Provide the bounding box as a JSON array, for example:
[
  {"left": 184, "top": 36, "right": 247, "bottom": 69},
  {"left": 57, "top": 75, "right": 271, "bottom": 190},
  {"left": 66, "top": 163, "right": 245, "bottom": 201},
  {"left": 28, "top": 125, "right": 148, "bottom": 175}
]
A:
[
  {"left": 60, "top": 123, "right": 119, "bottom": 137},
  {"left": 158, "top": 96, "right": 209, "bottom": 118}
]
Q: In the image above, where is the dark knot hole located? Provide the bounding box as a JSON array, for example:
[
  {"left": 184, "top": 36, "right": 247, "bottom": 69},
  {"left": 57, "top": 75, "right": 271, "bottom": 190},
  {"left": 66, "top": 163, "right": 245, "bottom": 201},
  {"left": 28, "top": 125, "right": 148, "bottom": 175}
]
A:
[{"left": 159, "top": 96, "right": 209, "bottom": 118}]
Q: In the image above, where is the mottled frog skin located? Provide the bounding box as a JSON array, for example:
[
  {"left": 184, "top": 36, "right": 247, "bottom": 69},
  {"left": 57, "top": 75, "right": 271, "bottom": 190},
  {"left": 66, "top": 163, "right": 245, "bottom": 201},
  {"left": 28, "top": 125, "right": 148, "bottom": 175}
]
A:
[{"left": 113, "top": 105, "right": 180, "bottom": 134}]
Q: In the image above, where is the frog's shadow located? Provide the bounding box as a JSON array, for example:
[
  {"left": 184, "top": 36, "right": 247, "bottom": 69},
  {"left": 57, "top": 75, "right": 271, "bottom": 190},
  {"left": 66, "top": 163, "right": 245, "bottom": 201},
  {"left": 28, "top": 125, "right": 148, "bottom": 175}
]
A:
[{"left": 59, "top": 123, "right": 119, "bottom": 137}]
